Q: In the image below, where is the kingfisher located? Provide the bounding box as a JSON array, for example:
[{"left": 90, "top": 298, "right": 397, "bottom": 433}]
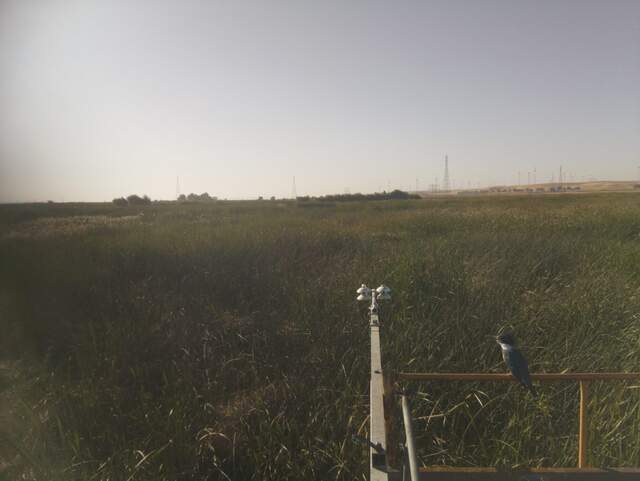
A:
[{"left": 496, "top": 332, "right": 537, "bottom": 397}]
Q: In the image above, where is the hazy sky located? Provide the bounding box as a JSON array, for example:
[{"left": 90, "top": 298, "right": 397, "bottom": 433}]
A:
[{"left": 1, "top": 0, "right": 639, "bottom": 202}]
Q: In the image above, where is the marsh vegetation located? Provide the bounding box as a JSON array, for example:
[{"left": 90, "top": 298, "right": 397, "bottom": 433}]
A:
[{"left": 1, "top": 194, "right": 640, "bottom": 480}]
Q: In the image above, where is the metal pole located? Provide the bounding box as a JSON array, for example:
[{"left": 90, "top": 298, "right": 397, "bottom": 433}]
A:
[
  {"left": 401, "top": 395, "right": 419, "bottom": 481},
  {"left": 369, "top": 293, "right": 388, "bottom": 480},
  {"left": 356, "top": 284, "right": 393, "bottom": 481},
  {"left": 402, "top": 445, "right": 410, "bottom": 481},
  {"left": 578, "top": 381, "right": 589, "bottom": 468}
]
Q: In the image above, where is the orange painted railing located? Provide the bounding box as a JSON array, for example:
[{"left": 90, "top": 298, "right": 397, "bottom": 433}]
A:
[{"left": 397, "top": 372, "right": 640, "bottom": 468}]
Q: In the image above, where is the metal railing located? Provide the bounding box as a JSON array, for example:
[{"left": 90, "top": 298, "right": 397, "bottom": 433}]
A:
[
  {"left": 397, "top": 372, "right": 640, "bottom": 470},
  {"left": 357, "top": 284, "right": 640, "bottom": 480}
]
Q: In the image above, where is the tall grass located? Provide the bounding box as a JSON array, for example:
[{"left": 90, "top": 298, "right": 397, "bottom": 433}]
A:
[{"left": 1, "top": 194, "right": 640, "bottom": 480}]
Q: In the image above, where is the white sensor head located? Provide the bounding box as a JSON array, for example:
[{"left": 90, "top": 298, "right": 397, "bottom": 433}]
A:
[
  {"left": 376, "top": 285, "right": 391, "bottom": 300},
  {"left": 356, "top": 284, "right": 372, "bottom": 301}
]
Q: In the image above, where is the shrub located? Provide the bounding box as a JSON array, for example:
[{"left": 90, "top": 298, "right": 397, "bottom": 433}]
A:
[{"left": 126, "top": 194, "right": 151, "bottom": 205}]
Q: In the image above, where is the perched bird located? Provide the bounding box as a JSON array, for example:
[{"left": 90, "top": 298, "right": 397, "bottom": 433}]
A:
[{"left": 496, "top": 332, "right": 537, "bottom": 397}]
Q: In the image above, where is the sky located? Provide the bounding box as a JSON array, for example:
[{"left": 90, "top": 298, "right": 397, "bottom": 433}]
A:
[{"left": 0, "top": 0, "right": 639, "bottom": 202}]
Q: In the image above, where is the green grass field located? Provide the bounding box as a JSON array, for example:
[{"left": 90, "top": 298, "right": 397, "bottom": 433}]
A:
[{"left": 2, "top": 194, "right": 640, "bottom": 480}]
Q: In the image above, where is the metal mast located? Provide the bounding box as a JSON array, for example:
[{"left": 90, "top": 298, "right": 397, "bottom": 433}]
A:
[{"left": 356, "top": 284, "right": 395, "bottom": 481}]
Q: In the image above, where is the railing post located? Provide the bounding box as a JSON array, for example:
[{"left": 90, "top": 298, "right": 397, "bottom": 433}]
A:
[
  {"left": 384, "top": 373, "right": 400, "bottom": 468},
  {"left": 578, "top": 380, "right": 589, "bottom": 468},
  {"left": 401, "top": 395, "right": 420, "bottom": 481}
]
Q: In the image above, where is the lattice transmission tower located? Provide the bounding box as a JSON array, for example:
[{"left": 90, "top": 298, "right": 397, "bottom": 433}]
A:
[{"left": 443, "top": 155, "right": 450, "bottom": 192}]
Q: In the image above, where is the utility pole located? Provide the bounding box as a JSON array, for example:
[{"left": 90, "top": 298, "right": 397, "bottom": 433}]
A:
[
  {"left": 443, "top": 155, "right": 450, "bottom": 192},
  {"left": 292, "top": 176, "right": 297, "bottom": 199}
]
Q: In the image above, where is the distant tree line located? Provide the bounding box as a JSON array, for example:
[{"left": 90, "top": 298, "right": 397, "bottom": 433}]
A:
[
  {"left": 177, "top": 192, "right": 218, "bottom": 202},
  {"left": 112, "top": 194, "right": 152, "bottom": 206},
  {"left": 456, "top": 186, "right": 582, "bottom": 196},
  {"left": 297, "top": 190, "right": 419, "bottom": 202}
]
